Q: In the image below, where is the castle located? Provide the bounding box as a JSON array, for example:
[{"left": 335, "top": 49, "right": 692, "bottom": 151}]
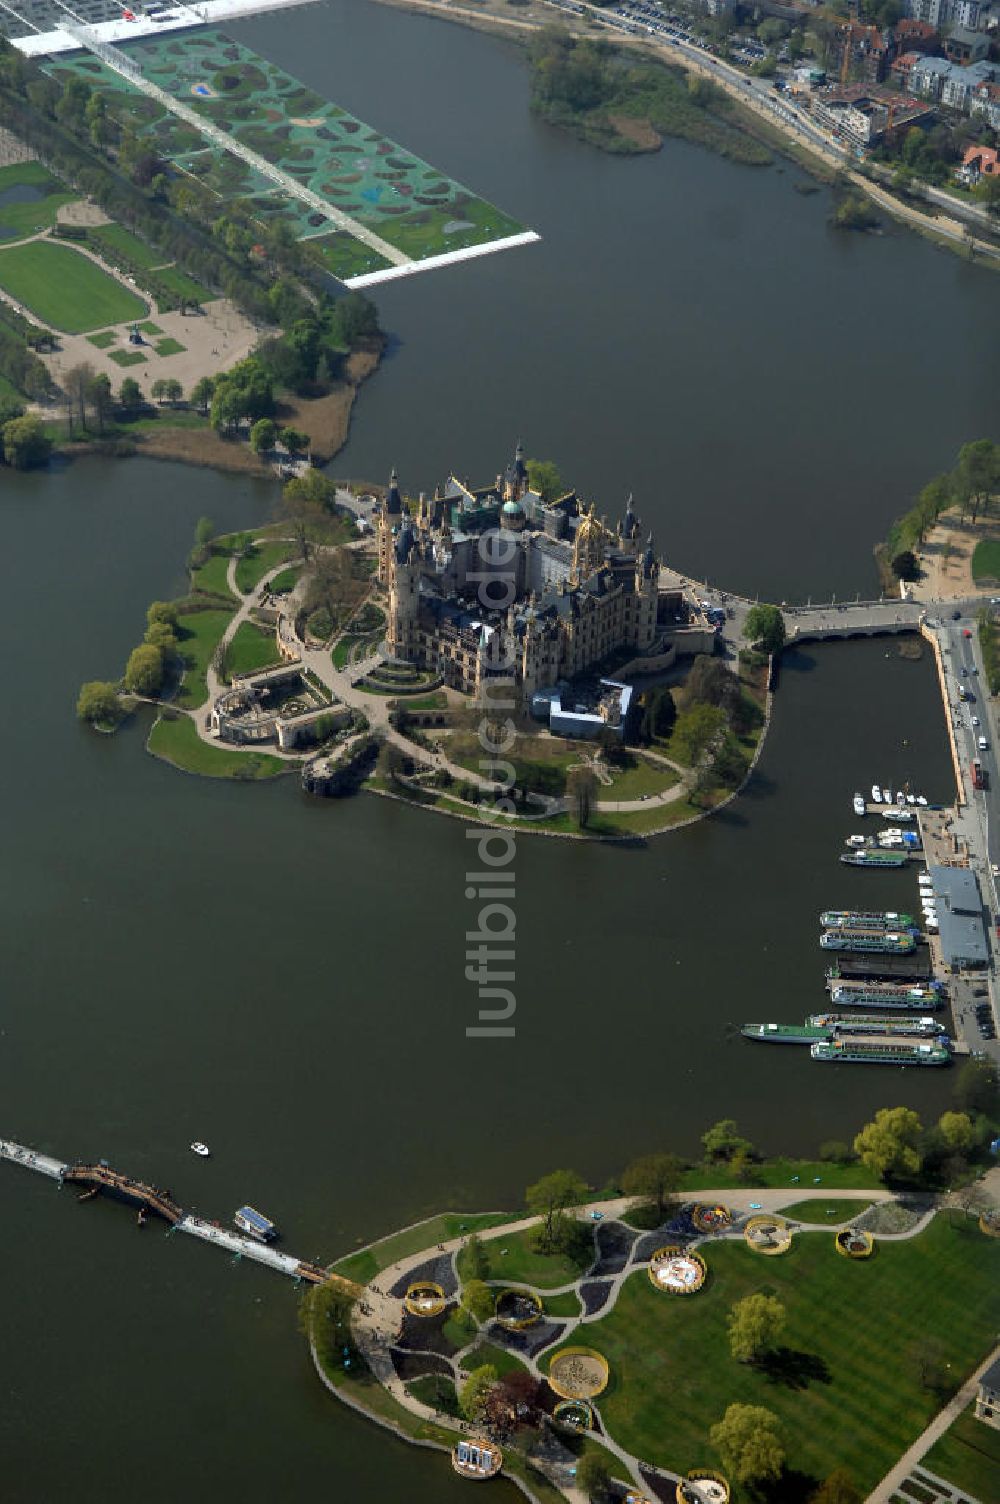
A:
[{"left": 376, "top": 444, "right": 713, "bottom": 701}]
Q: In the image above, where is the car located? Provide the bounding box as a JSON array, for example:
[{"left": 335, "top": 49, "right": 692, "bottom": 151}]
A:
[
  {"left": 972, "top": 716, "right": 980, "bottom": 727},
  {"left": 953, "top": 609, "right": 962, "bottom": 620},
  {"left": 963, "top": 627, "right": 973, "bottom": 638}
]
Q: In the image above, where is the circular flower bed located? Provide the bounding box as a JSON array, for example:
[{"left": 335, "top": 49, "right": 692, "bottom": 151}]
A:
[
  {"left": 495, "top": 1287, "right": 542, "bottom": 1330},
  {"left": 980, "top": 1209, "right": 1000, "bottom": 1238},
  {"left": 676, "top": 1470, "right": 730, "bottom": 1504},
  {"left": 553, "top": 1398, "right": 594, "bottom": 1431},
  {"left": 692, "top": 1204, "right": 731, "bottom": 1234},
  {"left": 404, "top": 1280, "right": 447, "bottom": 1318},
  {"left": 835, "top": 1228, "right": 875, "bottom": 1259},
  {"left": 648, "top": 1246, "right": 707, "bottom": 1294},
  {"left": 744, "top": 1216, "right": 792, "bottom": 1255},
  {"left": 548, "top": 1347, "right": 610, "bottom": 1400}
]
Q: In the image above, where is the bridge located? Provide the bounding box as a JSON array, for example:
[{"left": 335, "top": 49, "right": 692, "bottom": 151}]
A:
[
  {"left": 1, "top": 1136, "right": 362, "bottom": 1296},
  {"left": 782, "top": 599, "right": 928, "bottom": 643}
]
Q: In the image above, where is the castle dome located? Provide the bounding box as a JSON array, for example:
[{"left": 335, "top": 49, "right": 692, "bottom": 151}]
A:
[{"left": 502, "top": 495, "right": 526, "bottom": 530}]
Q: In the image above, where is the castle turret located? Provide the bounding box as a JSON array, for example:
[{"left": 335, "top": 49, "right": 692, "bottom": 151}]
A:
[{"left": 378, "top": 466, "right": 404, "bottom": 586}]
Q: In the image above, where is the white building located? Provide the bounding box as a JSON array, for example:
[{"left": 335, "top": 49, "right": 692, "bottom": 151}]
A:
[
  {"left": 941, "top": 57, "right": 998, "bottom": 109},
  {"left": 903, "top": 0, "right": 982, "bottom": 28}
]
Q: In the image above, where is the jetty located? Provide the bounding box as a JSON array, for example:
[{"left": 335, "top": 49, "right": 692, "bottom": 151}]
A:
[{"left": 1, "top": 1137, "right": 358, "bottom": 1294}]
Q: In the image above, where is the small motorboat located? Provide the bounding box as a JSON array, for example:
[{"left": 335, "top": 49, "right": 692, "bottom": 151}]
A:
[
  {"left": 853, "top": 793, "right": 866, "bottom": 816},
  {"left": 872, "top": 784, "right": 882, "bottom": 802},
  {"left": 897, "top": 791, "right": 907, "bottom": 806},
  {"left": 190, "top": 1142, "right": 210, "bottom": 1158},
  {"left": 846, "top": 834, "right": 868, "bottom": 848},
  {"left": 917, "top": 795, "right": 928, "bottom": 806}
]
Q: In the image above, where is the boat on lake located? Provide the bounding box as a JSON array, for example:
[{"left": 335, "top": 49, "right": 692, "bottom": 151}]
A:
[
  {"left": 808, "top": 1013, "right": 944, "bottom": 1036},
  {"left": 883, "top": 808, "right": 914, "bottom": 823},
  {"left": 234, "top": 1205, "right": 277, "bottom": 1241},
  {"left": 820, "top": 910, "right": 915, "bottom": 931},
  {"left": 840, "top": 850, "right": 908, "bottom": 868},
  {"left": 826, "top": 979, "right": 943, "bottom": 1009},
  {"left": 871, "top": 784, "right": 882, "bottom": 802},
  {"left": 190, "top": 1142, "right": 210, "bottom": 1158},
  {"left": 820, "top": 929, "right": 915, "bottom": 953},
  {"left": 853, "top": 793, "right": 867, "bottom": 816},
  {"left": 810, "top": 1039, "right": 951, "bottom": 1066},
  {"left": 742, "top": 1022, "right": 831, "bottom": 1044}
]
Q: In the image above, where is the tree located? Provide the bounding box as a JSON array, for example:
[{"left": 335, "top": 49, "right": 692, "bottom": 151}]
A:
[
  {"left": 123, "top": 643, "right": 164, "bottom": 697},
  {"left": 744, "top": 602, "right": 785, "bottom": 655},
  {"left": 891, "top": 550, "right": 920, "bottom": 582},
  {"left": 85, "top": 372, "right": 113, "bottom": 434},
  {"left": 151, "top": 378, "right": 168, "bottom": 406},
  {"left": 727, "top": 1293, "right": 786, "bottom": 1363},
  {"left": 647, "top": 685, "right": 676, "bottom": 739},
  {"left": 250, "top": 417, "right": 277, "bottom": 456},
  {"left": 526, "top": 457, "right": 563, "bottom": 504},
  {"left": 460, "top": 1280, "right": 496, "bottom": 1324},
  {"left": 190, "top": 376, "right": 215, "bottom": 414},
  {"left": 955, "top": 439, "right": 1000, "bottom": 524},
  {"left": 621, "top": 1151, "right": 684, "bottom": 1223},
  {"left": 465, "top": 1232, "right": 489, "bottom": 1282},
  {"left": 937, "top": 1111, "right": 974, "bottom": 1155},
  {"left": 163, "top": 378, "right": 182, "bottom": 406},
  {"left": 672, "top": 703, "right": 726, "bottom": 768},
  {"left": 76, "top": 680, "right": 124, "bottom": 727},
  {"left": 854, "top": 1106, "right": 923, "bottom": 1182},
  {"left": 525, "top": 1168, "right": 587, "bottom": 1248},
  {"left": 710, "top": 1403, "right": 785, "bottom": 1487},
  {"left": 810, "top": 1468, "right": 861, "bottom": 1504},
  {"left": 976, "top": 174, "right": 1000, "bottom": 217},
  {"left": 702, "top": 1118, "right": 753, "bottom": 1162},
  {"left": 575, "top": 1451, "right": 612, "bottom": 1501},
  {"left": 1, "top": 414, "right": 51, "bottom": 470},
  {"left": 567, "top": 764, "right": 598, "bottom": 828},
  {"left": 147, "top": 602, "right": 179, "bottom": 634},
  {"left": 953, "top": 1058, "right": 999, "bottom": 1117},
  {"left": 63, "top": 360, "right": 95, "bottom": 433},
  {"left": 280, "top": 426, "right": 309, "bottom": 457},
  {"left": 144, "top": 621, "right": 178, "bottom": 662},
  {"left": 118, "top": 376, "right": 142, "bottom": 413},
  {"left": 458, "top": 1364, "right": 498, "bottom": 1422},
  {"left": 194, "top": 516, "right": 215, "bottom": 549}
]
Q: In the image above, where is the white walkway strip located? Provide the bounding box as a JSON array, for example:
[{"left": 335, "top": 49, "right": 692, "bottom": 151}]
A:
[{"left": 344, "top": 230, "right": 542, "bottom": 288}]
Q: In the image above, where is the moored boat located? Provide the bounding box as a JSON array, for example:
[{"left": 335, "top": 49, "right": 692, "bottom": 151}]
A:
[
  {"left": 808, "top": 1013, "right": 944, "bottom": 1036},
  {"left": 871, "top": 784, "right": 882, "bottom": 802},
  {"left": 882, "top": 808, "right": 915, "bottom": 823},
  {"left": 742, "top": 1022, "right": 831, "bottom": 1044},
  {"left": 826, "top": 979, "right": 943, "bottom": 1009},
  {"left": 810, "top": 1039, "right": 951, "bottom": 1066},
  {"left": 820, "top": 910, "right": 915, "bottom": 931},
  {"left": 820, "top": 929, "right": 915, "bottom": 953},
  {"left": 840, "top": 850, "right": 908, "bottom": 868},
  {"left": 234, "top": 1205, "right": 277, "bottom": 1241},
  {"left": 853, "top": 793, "right": 866, "bottom": 816}
]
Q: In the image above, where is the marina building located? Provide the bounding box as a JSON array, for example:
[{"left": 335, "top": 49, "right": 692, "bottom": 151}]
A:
[{"left": 927, "top": 866, "right": 989, "bottom": 969}]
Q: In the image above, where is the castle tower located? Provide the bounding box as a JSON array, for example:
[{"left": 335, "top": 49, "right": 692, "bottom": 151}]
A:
[
  {"left": 572, "top": 504, "right": 607, "bottom": 584},
  {"left": 387, "top": 516, "right": 420, "bottom": 661},
  {"left": 634, "top": 532, "right": 659, "bottom": 651},
  {"left": 377, "top": 466, "right": 404, "bottom": 586}
]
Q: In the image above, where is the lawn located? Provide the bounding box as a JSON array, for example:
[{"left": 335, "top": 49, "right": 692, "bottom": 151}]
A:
[
  {"left": 456, "top": 1227, "right": 592, "bottom": 1290},
  {"left": 190, "top": 549, "right": 236, "bottom": 600},
  {"left": 465, "top": 1341, "right": 529, "bottom": 1378},
  {"left": 406, "top": 1373, "right": 459, "bottom": 1415},
  {"left": 86, "top": 329, "right": 117, "bottom": 349},
  {"left": 234, "top": 539, "right": 296, "bottom": 594},
  {"left": 174, "top": 607, "right": 234, "bottom": 709},
  {"left": 544, "top": 1289, "right": 582, "bottom": 1318},
  {"left": 778, "top": 1198, "right": 875, "bottom": 1225},
  {"left": 137, "top": 320, "right": 164, "bottom": 335},
  {"left": 108, "top": 349, "right": 147, "bottom": 367},
  {"left": 147, "top": 712, "right": 286, "bottom": 779},
  {"left": 155, "top": 337, "right": 186, "bottom": 357},
  {"left": 0, "top": 241, "right": 146, "bottom": 332},
  {"left": 921, "top": 1402, "right": 1000, "bottom": 1501},
  {"left": 0, "top": 161, "right": 75, "bottom": 239},
  {"left": 678, "top": 1158, "right": 880, "bottom": 1192},
  {"left": 549, "top": 1215, "right": 1000, "bottom": 1498},
  {"left": 89, "top": 223, "right": 166, "bottom": 271},
  {"left": 330, "top": 1211, "right": 510, "bottom": 1284},
  {"left": 269, "top": 565, "right": 301, "bottom": 595},
  {"left": 226, "top": 620, "right": 282, "bottom": 678},
  {"left": 152, "top": 263, "right": 213, "bottom": 307},
  {"left": 971, "top": 540, "right": 1000, "bottom": 585},
  {"left": 605, "top": 753, "right": 680, "bottom": 800}
]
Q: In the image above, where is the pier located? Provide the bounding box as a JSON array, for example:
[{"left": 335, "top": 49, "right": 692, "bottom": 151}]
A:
[{"left": 1, "top": 1137, "right": 361, "bottom": 1295}]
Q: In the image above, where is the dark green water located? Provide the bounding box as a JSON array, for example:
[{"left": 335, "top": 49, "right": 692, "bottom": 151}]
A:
[{"left": 0, "top": 0, "right": 992, "bottom": 1493}]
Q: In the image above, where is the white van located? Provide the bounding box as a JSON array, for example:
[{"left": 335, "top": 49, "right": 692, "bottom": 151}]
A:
[{"left": 978, "top": 735, "right": 989, "bottom": 751}]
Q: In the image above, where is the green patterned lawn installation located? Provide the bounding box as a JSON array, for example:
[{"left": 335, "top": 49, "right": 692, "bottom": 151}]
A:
[
  {"left": 47, "top": 30, "right": 529, "bottom": 281},
  {"left": 0, "top": 240, "right": 146, "bottom": 332}
]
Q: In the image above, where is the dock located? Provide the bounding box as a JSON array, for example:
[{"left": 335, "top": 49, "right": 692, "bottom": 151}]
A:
[{"left": 1, "top": 1136, "right": 361, "bottom": 1296}]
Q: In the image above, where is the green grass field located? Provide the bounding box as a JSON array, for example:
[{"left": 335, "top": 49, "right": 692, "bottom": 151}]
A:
[
  {"left": 86, "top": 329, "right": 117, "bottom": 349},
  {"left": 548, "top": 1215, "right": 1000, "bottom": 1498},
  {"left": 138, "top": 320, "right": 164, "bottom": 335},
  {"left": 0, "top": 241, "right": 146, "bottom": 333},
  {"left": 175, "top": 607, "right": 234, "bottom": 709},
  {"left": 155, "top": 337, "right": 186, "bottom": 357},
  {"left": 543, "top": 1289, "right": 582, "bottom": 1318},
  {"left": 108, "top": 349, "right": 146, "bottom": 367},
  {"left": 465, "top": 1341, "right": 529, "bottom": 1378},
  {"left": 456, "top": 1227, "right": 592, "bottom": 1290},
  {"left": 605, "top": 754, "right": 680, "bottom": 800},
  {"left": 0, "top": 161, "right": 75, "bottom": 240},
  {"left": 190, "top": 550, "right": 236, "bottom": 600},
  {"left": 152, "top": 264, "right": 213, "bottom": 307},
  {"left": 972, "top": 540, "right": 1000, "bottom": 584},
  {"left": 226, "top": 621, "right": 282, "bottom": 678},
  {"left": 89, "top": 223, "right": 166, "bottom": 271},
  {"left": 269, "top": 566, "right": 301, "bottom": 595},
  {"left": 921, "top": 1402, "right": 1000, "bottom": 1501},
  {"left": 778, "top": 1198, "right": 875, "bottom": 1225},
  {"left": 331, "top": 1211, "right": 509, "bottom": 1284},
  {"left": 147, "top": 712, "right": 286, "bottom": 779},
  {"left": 234, "top": 539, "right": 296, "bottom": 594},
  {"left": 678, "top": 1159, "right": 880, "bottom": 1192}
]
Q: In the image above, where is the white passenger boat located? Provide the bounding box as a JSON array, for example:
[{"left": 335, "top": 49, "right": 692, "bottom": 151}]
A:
[
  {"left": 853, "top": 794, "right": 866, "bottom": 817},
  {"left": 190, "top": 1142, "right": 210, "bottom": 1158},
  {"left": 872, "top": 785, "right": 882, "bottom": 802}
]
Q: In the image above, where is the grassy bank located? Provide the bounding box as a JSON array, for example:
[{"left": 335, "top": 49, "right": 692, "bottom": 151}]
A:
[
  {"left": 147, "top": 711, "right": 287, "bottom": 779},
  {"left": 922, "top": 1401, "right": 1000, "bottom": 1499},
  {"left": 330, "top": 1211, "right": 510, "bottom": 1284}
]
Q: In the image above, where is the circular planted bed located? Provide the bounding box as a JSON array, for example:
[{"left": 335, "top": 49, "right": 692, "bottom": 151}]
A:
[
  {"left": 744, "top": 1216, "right": 792, "bottom": 1255},
  {"left": 404, "top": 1280, "right": 447, "bottom": 1318},
  {"left": 648, "top": 1247, "right": 707, "bottom": 1295},
  {"left": 452, "top": 1437, "right": 502, "bottom": 1480},
  {"left": 495, "top": 1288, "right": 542, "bottom": 1330},
  {"left": 691, "top": 1204, "right": 731, "bottom": 1234},
  {"left": 553, "top": 1398, "right": 594, "bottom": 1431},
  {"left": 676, "top": 1471, "right": 730, "bottom": 1504},
  {"left": 980, "top": 1209, "right": 1000, "bottom": 1238},
  {"left": 548, "top": 1347, "right": 610, "bottom": 1401},
  {"left": 835, "top": 1228, "right": 875, "bottom": 1259}
]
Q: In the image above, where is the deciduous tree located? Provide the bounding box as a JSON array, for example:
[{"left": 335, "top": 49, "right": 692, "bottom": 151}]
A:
[
  {"left": 853, "top": 1106, "right": 923, "bottom": 1182},
  {"left": 702, "top": 1118, "right": 753, "bottom": 1163},
  {"left": 743, "top": 602, "right": 785, "bottom": 655},
  {"left": 621, "top": 1151, "right": 684, "bottom": 1223},
  {"left": 727, "top": 1293, "right": 786, "bottom": 1363},
  {"left": 458, "top": 1364, "right": 498, "bottom": 1422},
  {"left": 123, "top": 643, "right": 164, "bottom": 697},
  {"left": 575, "top": 1452, "right": 612, "bottom": 1501},
  {"left": 809, "top": 1468, "right": 861, "bottom": 1504},
  {"left": 526, "top": 457, "right": 563, "bottom": 504},
  {"left": 672, "top": 703, "right": 726, "bottom": 767},
  {"left": 567, "top": 764, "right": 598, "bottom": 828},
  {"left": 250, "top": 418, "right": 277, "bottom": 456},
  {"left": 525, "top": 1168, "right": 587, "bottom": 1248},
  {"left": 460, "top": 1280, "right": 496, "bottom": 1324},
  {"left": 937, "top": 1110, "right": 974, "bottom": 1154},
  {"left": 76, "top": 680, "right": 124, "bottom": 727},
  {"left": 710, "top": 1403, "right": 785, "bottom": 1486},
  {"left": 1, "top": 414, "right": 51, "bottom": 470}
]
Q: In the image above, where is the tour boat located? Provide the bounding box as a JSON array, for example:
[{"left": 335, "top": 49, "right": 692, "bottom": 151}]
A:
[
  {"left": 810, "top": 1039, "right": 950, "bottom": 1067},
  {"left": 235, "top": 1205, "right": 277, "bottom": 1241},
  {"left": 871, "top": 784, "right": 882, "bottom": 802},
  {"left": 190, "top": 1142, "right": 210, "bottom": 1158},
  {"left": 882, "top": 808, "right": 914, "bottom": 823},
  {"left": 845, "top": 835, "right": 869, "bottom": 848},
  {"left": 853, "top": 794, "right": 866, "bottom": 817}
]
